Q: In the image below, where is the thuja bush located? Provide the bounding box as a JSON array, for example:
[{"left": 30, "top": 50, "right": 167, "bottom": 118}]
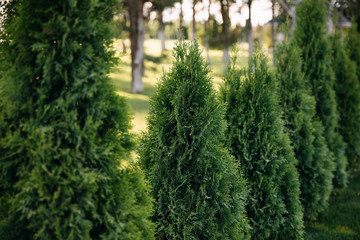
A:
[
  {"left": 220, "top": 51, "right": 304, "bottom": 240},
  {"left": 331, "top": 32, "right": 360, "bottom": 166},
  {"left": 0, "top": 1, "right": 153, "bottom": 239},
  {"left": 293, "top": 0, "right": 348, "bottom": 188},
  {"left": 346, "top": 22, "right": 360, "bottom": 81},
  {"left": 275, "top": 42, "right": 334, "bottom": 220},
  {"left": 139, "top": 40, "right": 249, "bottom": 240}
]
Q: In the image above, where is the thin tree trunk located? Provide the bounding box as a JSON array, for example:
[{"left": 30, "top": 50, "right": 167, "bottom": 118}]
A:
[
  {"left": 276, "top": 0, "right": 299, "bottom": 35},
  {"left": 180, "top": 0, "right": 184, "bottom": 35},
  {"left": 129, "top": 0, "right": 144, "bottom": 93},
  {"left": 221, "top": 0, "right": 230, "bottom": 69},
  {"left": 204, "top": 0, "right": 211, "bottom": 65},
  {"left": 258, "top": 25, "right": 263, "bottom": 48},
  {"left": 223, "top": 46, "right": 230, "bottom": 70},
  {"left": 248, "top": 0, "right": 254, "bottom": 57},
  {"left": 192, "top": 0, "right": 197, "bottom": 40},
  {"left": 158, "top": 10, "right": 166, "bottom": 53},
  {"left": 122, "top": 39, "right": 127, "bottom": 54},
  {"left": 272, "top": 0, "right": 275, "bottom": 64},
  {"left": 327, "top": 14, "right": 333, "bottom": 33}
]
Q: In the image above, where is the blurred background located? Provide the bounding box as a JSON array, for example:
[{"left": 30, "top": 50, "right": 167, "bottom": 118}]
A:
[{"left": 110, "top": 0, "right": 360, "bottom": 133}]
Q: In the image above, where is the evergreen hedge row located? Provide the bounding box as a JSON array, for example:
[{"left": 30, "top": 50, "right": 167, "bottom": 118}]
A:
[
  {"left": 346, "top": 22, "right": 360, "bottom": 83},
  {"left": 331, "top": 32, "right": 360, "bottom": 167},
  {"left": 1, "top": 0, "right": 359, "bottom": 239},
  {"left": 221, "top": 51, "right": 304, "bottom": 239},
  {"left": 293, "top": 0, "right": 348, "bottom": 189},
  {"left": 275, "top": 42, "right": 334, "bottom": 220}
]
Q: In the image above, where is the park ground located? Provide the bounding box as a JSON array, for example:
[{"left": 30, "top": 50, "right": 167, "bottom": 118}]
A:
[{"left": 110, "top": 39, "right": 360, "bottom": 240}]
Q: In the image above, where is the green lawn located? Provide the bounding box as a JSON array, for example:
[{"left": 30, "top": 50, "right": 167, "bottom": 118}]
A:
[{"left": 305, "top": 168, "right": 360, "bottom": 240}]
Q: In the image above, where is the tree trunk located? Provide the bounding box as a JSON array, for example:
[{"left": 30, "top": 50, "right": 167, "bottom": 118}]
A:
[
  {"left": 223, "top": 46, "right": 230, "bottom": 70},
  {"left": 248, "top": 0, "right": 254, "bottom": 57},
  {"left": 129, "top": 0, "right": 144, "bottom": 93},
  {"left": 180, "top": 0, "right": 184, "bottom": 35},
  {"left": 276, "top": 0, "right": 299, "bottom": 35},
  {"left": 122, "top": 39, "right": 127, "bottom": 54},
  {"left": 272, "top": 0, "right": 275, "bottom": 64},
  {"left": 158, "top": 10, "right": 166, "bottom": 53},
  {"left": 204, "top": 0, "right": 212, "bottom": 65},
  {"left": 221, "top": 0, "right": 230, "bottom": 69},
  {"left": 327, "top": 14, "right": 334, "bottom": 33},
  {"left": 192, "top": 0, "right": 197, "bottom": 40},
  {"left": 258, "top": 25, "right": 263, "bottom": 48}
]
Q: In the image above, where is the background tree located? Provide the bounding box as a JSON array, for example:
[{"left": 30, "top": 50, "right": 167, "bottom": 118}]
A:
[
  {"left": 245, "top": 0, "right": 254, "bottom": 56},
  {"left": 275, "top": 42, "right": 334, "bottom": 220},
  {"left": 124, "top": 0, "right": 146, "bottom": 93},
  {"left": 203, "top": 0, "right": 212, "bottom": 64},
  {"left": 151, "top": 0, "right": 178, "bottom": 53},
  {"left": 140, "top": 40, "right": 249, "bottom": 239},
  {"left": 219, "top": 0, "right": 234, "bottom": 67},
  {"left": 331, "top": 32, "right": 360, "bottom": 166},
  {"left": 293, "top": 0, "right": 348, "bottom": 189},
  {"left": 192, "top": 0, "right": 200, "bottom": 40},
  {"left": 0, "top": 0, "right": 154, "bottom": 239},
  {"left": 221, "top": 51, "right": 304, "bottom": 239}
]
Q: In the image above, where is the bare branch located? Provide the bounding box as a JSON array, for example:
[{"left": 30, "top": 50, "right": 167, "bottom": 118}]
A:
[{"left": 277, "top": 0, "right": 295, "bottom": 19}]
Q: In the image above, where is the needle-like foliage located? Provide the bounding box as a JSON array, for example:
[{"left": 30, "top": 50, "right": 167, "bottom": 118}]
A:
[
  {"left": 293, "top": 0, "right": 348, "bottom": 189},
  {"left": 346, "top": 22, "right": 360, "bottom": 82},
  {"left": 221, "top": 50, "right": 304, "bottom": 239},
  {"left": 140, "top": 40, "right": 249, "bottom": 240},
  {"left": 275, "top": 42, "right": 334, "bottom": 220},
  {"left": 331, "top": 32, "right": 360, "bottom": 167},
  {"left": 0, "top": 1, "right": 153, "bottom": 239}
]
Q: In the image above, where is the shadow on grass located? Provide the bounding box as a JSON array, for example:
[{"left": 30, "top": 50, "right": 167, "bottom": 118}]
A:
[
  {"left": 110, "top": 71, "right": 157, "bottom": 98},
  {"left": 145, "top": 52, "right": 170, "bottom": 64},
  {"left": 305, "top": 168, "right": 360, "bottom": 240}
]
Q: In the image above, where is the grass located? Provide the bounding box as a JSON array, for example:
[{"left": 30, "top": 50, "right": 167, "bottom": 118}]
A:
[{"left": 305, "top": 168, "right": 360, "bottom": 239}]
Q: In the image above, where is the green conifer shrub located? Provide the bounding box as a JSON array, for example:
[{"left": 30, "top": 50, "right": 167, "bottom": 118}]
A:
[
  {"left": 0, "top": 1, "right": 153, "bottom": 239},
  {"left": 346, "top": 22, "right": 360, "bottom": 81},
  {"left": 275, "top": 42, "right": 334, "bottom": 220},
  {"left": 221, "top": 50, "right": 304, "bottom": 239},
  {"left": 331, "top": 32, "right": 360, "bottom": 166},
  {"left": 293, "top": 0, "right": 348, "bottom": 188},
  {"left": 139, "top": 40, "right": 249, "bottom": 240}
]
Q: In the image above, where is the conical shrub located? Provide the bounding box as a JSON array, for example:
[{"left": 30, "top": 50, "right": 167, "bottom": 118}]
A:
[
  {"left": 139, "top": 40, "right": 249, "bottom": 240},
  {"left": 275, "top": 42, "right": 334, "bottom": 220},
  {"left": 221, "top": 50, "right": 304, "bottom": 239},
  {"left": 0, "top": 1, "right": 153, "bottom": 239},
  {"left": 293, "top": 0, "right": 348, "bottom": 188},
  {"left": 331, "top": 32, "right": 360, "bottom": 166}
]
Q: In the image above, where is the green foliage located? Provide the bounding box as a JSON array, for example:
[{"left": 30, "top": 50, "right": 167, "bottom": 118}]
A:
[
  {"left": 221, "top": 50, "right": 304, "bottom": 239},
  {"left": 331, "top": 32, "right": 360, "bottom": 166},
  {"left": 275, "top": 42, "right": 335, "bottom": 220},
  {"left": 0, "top": 0, "right": 153, "bottom": 239},
  {"left": 346, "top": 22, "right": 360, "bottom": 83},
  {"left": 293, "top": 0, "right": 348, "bottom": 189},
  {"left": 139, "top": 40, "right": 249, "bottom": 239}
]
